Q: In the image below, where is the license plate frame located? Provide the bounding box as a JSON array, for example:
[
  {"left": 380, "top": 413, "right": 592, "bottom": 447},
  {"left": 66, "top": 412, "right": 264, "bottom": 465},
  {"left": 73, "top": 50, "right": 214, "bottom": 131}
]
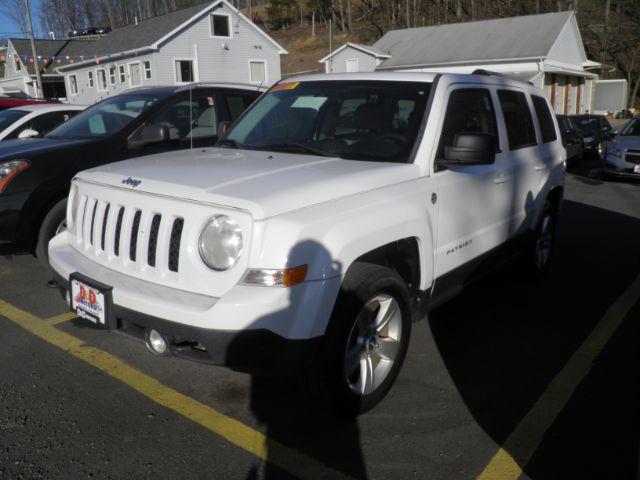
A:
[{"left": 69, "top": 273, "right": 117, "bottom": 329}]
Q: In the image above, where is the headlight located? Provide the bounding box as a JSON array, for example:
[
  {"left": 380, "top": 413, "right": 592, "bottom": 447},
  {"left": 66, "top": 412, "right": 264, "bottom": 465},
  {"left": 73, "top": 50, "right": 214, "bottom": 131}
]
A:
[
  {"left": 68, "top": 183, "right": 79, "bottom": 230},
  {"left": 198, "top": 215, "right": 243, "bottom": 271},
  {"left": 607, "top": 145, "right": 622, "bottom": 158},
  {"left": 0, "top": 160, "right": 29, "bottom": 193}
]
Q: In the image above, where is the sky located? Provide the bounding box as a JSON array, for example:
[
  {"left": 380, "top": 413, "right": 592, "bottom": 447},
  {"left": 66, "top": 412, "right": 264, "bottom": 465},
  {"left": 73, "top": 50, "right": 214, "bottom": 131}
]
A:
[{"left": 0, "top": 0, "right": 44, "bottom": 40}]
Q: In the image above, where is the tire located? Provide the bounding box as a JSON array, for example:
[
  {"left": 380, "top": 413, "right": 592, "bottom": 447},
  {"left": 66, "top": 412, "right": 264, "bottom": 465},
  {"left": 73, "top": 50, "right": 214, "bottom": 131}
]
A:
[
  {"left": 310, "top": 262, "right": 412, "bottom": 416},
  {"left": 527, "top": 200, "right": 558, "bottom": 277},
  {"left": 36, "top": 198, "right": 68, "bottom": 270}
]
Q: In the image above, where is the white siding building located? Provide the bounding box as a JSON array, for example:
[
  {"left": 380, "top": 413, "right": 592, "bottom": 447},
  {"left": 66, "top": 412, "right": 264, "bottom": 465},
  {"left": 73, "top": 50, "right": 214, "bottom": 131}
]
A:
[
  {"left": 320, "top": 11, "right": 599, "bottom": 114},
  {"left": 0, "top": 0, "right": 286, "bottom": 104}
]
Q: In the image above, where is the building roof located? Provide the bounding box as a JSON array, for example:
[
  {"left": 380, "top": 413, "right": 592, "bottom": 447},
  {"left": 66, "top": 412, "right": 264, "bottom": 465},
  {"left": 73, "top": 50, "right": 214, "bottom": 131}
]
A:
[
  {"left": 9, "top": 39, "right": 70, "bottom": 74},
  {"left": 319, "top": 42, "right": 391, "bottom": 63},
  {"left": 373, "top": 11, "right": 574, "bottom": 70}
]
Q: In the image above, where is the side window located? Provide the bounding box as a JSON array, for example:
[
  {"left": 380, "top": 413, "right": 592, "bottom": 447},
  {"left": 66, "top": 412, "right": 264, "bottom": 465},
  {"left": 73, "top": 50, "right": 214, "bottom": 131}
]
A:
[
  {"left": 225, "top": 93, "right": 257, "bottom": 121},
  {"left": 131, "top": 95, "right": 218, "bottom": 145},
  {"left": 497, "top": 90, "right": 537, "bottom": 150},
  {"left": 531, "top": 96, "right": 557, "bottom": 143},
  {"left": 437, "top": 89, "right": 499, "bottom": 159},
  {"left": 29, "top": 112, "right": 70, "bottom": 136}
]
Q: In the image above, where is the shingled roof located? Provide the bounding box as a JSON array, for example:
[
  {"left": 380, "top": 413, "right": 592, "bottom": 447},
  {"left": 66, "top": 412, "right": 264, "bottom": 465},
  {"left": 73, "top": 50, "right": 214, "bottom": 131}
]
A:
[
  {"left": 9, "top": 0, "right": 284, "bottom": 75},
  {"left": 373, "top": 11, "right": 574, "bottom": 70}
]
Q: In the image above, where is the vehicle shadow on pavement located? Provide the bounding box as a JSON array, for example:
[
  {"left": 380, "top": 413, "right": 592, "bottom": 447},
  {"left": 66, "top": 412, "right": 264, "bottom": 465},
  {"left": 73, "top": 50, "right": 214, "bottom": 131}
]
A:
[
  {"left": 226, "top": 240, "right": 368, "bottom": 480},
  {"left": 428, "top": 199, "right": 640, "bottom": 479}
]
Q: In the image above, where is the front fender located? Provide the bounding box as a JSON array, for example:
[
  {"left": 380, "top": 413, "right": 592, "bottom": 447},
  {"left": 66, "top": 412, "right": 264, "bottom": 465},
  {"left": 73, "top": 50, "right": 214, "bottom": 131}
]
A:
[{"left": 247, "top": 178, "right": 436, "bottom": 335}]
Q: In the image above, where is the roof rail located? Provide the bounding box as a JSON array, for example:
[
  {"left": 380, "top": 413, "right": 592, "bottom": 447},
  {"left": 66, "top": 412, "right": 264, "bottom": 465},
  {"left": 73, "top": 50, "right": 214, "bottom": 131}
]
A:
[{"left": 471, "top": 69, "right": 534, "bottom": 86}]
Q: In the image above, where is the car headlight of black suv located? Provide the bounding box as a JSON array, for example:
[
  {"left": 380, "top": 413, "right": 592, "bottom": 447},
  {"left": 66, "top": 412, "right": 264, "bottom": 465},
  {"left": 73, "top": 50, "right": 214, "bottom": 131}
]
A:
[{"left": 0, "top": 160, "right": 30, "bottom": 193}]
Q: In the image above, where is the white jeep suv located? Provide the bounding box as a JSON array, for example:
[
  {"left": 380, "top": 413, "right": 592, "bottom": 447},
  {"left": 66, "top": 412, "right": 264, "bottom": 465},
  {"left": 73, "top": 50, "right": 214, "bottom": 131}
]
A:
[{"left": 49, "top": 72, "right": 565, "bottom": 414}]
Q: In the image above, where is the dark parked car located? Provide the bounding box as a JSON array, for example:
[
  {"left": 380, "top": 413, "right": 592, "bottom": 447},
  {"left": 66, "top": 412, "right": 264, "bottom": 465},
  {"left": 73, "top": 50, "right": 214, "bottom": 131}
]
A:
[
  {"left": 570, "top": 114, "right": 614, "bottom": 159},
  {"left": 0, "top": 83, "right": 261, "bottom": 266},
  {"left": 556, "top": 114, "right": 584, "bottom": 165}
]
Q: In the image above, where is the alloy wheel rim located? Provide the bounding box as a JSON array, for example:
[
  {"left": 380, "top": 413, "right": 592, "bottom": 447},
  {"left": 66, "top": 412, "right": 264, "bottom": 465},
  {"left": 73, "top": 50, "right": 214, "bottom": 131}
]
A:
[
  {"left": 535, "top": 214, "right": 553, "bottom": 270},
  {"left": 344, "top": 294, "right": 402, "bottom": 396}
]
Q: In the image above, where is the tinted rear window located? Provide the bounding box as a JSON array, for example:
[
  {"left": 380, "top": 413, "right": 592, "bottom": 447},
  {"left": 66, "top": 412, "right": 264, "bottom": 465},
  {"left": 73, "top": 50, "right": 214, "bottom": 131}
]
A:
[
  {"left": 497, "top": 90, "right": 537, "bottom": 150},
  {"left": 532, "top": 96, "right": 557, "bottom": 143}
]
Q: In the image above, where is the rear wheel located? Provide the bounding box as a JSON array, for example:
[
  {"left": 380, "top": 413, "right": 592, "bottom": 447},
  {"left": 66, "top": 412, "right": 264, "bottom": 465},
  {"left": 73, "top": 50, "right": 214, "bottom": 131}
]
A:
[
  {"left": 528, "top": 201, "right": 558, "bottom": 276},
  {"left": 311, "top": 262, "right": 412, "bottom": 416},
  {"left": 36, "top": 198, "right": 67, "bottom": 270}
]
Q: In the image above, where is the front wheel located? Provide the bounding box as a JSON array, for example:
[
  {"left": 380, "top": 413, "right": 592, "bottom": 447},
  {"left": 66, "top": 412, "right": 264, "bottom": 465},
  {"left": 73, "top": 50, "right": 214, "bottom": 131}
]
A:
[
  {"left": 36, "top": 198, "right": 68, "bottom": 270},
  {"left": 311, "top": 262, "right": 412, "bottom": 416}
]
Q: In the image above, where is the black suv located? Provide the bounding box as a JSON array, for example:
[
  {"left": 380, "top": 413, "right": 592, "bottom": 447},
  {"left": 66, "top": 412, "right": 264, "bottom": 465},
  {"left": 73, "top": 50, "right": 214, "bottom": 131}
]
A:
[
  {"left": 0, "top": 83, "right": 260, "bottom": 265},
  {"left": 570, "top": 114, "right": 614, "bottom": 159},
  {"left": 556, "top": 114, "right": 584, "bottom": 165}
]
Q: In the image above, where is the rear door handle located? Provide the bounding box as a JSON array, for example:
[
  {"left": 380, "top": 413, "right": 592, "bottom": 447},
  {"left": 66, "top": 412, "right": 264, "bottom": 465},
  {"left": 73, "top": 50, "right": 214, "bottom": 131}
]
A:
[
  {"left": 534, "top": 164, "right": 547, "bottom": 172},
  {"left": 493, "top": 173, "right": 508, "bottom": 184}
]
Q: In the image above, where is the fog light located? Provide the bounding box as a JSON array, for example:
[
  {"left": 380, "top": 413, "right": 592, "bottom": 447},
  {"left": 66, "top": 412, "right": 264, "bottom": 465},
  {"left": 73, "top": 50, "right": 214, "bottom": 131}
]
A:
[{"left": 146, "top": 329, "right": 168, "bottom": 355}]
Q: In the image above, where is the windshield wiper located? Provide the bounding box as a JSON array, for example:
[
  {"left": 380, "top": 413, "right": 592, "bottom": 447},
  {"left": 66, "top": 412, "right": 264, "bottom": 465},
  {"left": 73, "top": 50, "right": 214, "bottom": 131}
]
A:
[
  {"left": 217, "top": 138, "right": 244, "bottom": 149},
  {"left": 256, "top": 143, "right": 336, "bottom": 158}
]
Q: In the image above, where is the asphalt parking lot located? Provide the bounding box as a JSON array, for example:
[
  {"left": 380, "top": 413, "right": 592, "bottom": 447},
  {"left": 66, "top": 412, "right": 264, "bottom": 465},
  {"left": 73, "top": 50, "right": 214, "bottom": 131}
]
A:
[{"left": 0, "top": 171, "right": 638, "bottom": 480}]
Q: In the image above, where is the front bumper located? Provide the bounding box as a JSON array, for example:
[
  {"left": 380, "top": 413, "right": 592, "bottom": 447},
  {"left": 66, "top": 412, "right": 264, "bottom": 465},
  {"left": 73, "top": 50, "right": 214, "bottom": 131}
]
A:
[
  {"left": 0, "top": 190, "right": 29, "bottom": 245},
  {"left": 604, "top": 156, "right": 640, "bottom": 178},
  {"left": 50, "top": 234, "right": 341, "bottom": 375}
]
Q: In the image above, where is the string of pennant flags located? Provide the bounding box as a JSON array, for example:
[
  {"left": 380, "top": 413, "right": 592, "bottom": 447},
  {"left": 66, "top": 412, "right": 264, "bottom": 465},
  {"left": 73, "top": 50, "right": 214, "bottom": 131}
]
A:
[{"left": 0, "top": 51, "right": 144, "bottom": 70}]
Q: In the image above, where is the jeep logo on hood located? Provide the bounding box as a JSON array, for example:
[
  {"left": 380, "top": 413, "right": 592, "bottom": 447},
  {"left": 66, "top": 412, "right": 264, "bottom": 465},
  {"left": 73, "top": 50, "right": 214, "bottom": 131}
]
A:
[{"left": 122, "top": 177, "right": 142, "bottom": 188}]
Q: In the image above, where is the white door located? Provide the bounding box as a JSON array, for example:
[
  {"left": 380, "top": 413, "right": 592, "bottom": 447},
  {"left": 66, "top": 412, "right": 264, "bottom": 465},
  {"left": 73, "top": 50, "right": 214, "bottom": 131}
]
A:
[
  {"left": 129, "top": 63, "right": 141, "bottom": 86},
  {"left": 432, "top": 86, "right": 511, "bottom": 287},
  {"left": 346, "top": 59, "right": 359, "bottom": 73}
]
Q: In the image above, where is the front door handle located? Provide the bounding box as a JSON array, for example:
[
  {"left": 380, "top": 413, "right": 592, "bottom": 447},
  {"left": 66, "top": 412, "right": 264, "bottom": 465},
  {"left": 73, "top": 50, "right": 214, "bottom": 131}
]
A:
[
  {"left": 493, "top": 173, "right": 508, "bottom": 184},
  {"left": 534, "top": 164, "right": 547, "bottom": 172}
]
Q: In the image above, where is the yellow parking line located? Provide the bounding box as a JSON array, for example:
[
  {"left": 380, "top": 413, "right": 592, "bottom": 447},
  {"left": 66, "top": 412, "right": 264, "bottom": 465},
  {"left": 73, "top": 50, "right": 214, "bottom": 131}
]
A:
[
  {"left": 45, "top": 312, "right": 77, "bottom": 325},
  {"left": 0, "top": 299, "right": 353, "bottom": 480},
  {"left": 477, "top": 273, "right": 640, "bottom": 480}
]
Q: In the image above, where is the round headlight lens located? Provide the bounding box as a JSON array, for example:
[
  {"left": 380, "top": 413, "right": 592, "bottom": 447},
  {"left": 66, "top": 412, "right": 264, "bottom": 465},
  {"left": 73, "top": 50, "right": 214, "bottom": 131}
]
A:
[{"left": 198, "top": 215, "right": 243, "bottom": 271}]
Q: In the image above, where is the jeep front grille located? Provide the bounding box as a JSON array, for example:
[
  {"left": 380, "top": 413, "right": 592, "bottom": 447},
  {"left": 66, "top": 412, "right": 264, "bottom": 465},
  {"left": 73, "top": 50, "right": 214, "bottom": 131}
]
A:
[{"left": 75, "top": 197, "right": 184, "bottom": 273}]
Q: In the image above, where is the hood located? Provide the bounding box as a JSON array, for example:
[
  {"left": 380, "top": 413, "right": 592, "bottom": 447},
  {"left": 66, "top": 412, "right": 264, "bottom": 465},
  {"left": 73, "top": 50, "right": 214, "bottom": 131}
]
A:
[
  {"left": 611, "top": 136, "right": 640, "bottom": 150},
  {"left": 76, "top": 148, "right": 422, "bottom": 219},
  {"left": 0, "top": 137, "right": 95, "bottom": 160}
]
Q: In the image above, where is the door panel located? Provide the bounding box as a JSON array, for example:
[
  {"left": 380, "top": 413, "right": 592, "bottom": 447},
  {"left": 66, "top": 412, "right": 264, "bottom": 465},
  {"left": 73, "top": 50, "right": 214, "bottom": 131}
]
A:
[{"left": 432, "top": 86, "right": 511, "bottom": 282}]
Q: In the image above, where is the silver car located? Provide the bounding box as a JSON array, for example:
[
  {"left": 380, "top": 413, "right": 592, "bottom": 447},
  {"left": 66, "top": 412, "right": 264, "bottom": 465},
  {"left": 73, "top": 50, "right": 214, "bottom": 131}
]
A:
[{"left": 603, "top": 117, "right": 640, "bottom": 178}]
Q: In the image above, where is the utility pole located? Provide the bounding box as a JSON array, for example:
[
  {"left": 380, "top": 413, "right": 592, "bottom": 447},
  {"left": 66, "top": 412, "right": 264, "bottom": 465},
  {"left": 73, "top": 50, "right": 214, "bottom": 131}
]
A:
[{"left": 24, "top": 0, "right": 43, "bottom": 99}]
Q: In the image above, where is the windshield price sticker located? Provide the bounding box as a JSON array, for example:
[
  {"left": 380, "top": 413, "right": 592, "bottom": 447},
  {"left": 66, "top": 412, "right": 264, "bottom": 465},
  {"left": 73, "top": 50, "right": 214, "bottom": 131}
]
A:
[{"left": 271, "top": 82, "right": 300, "bottom": 92}]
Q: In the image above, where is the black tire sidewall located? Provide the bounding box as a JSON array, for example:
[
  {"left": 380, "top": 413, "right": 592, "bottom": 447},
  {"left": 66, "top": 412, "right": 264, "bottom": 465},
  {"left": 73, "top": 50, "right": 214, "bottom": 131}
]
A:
[
  {"left": 320, "top": 262, "right": 412, "bottom": 416},
  {"left": 36, "top": 198, "right": 67, "bottom": 269},
  {"left": 531, "top": 201, "right": 557, "bottom": 276}
]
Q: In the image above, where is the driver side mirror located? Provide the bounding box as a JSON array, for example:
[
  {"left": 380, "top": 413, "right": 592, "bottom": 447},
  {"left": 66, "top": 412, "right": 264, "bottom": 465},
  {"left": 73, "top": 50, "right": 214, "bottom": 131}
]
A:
[
  {"left": 18, "top": 128, "right": 40, "bottom": 139},
  {"left": 438, "top": 133, "right": 496, "bottom": 168},
  {"left": 128, "top": 124, "right": 169, "bottom": 149},
  {"left": 217, "top": 121, "right": 231, "bottom": 140}
]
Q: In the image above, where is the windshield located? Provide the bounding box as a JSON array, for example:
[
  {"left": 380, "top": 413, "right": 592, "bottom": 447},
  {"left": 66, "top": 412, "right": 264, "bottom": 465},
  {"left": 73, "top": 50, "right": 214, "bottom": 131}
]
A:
[
  {"left": 620, "top": 118, "right": 640, "bottom": 136},
  {"left": 46, "top": 93, "right": 163, "bottom": 139},
  {"left": 0, "top": 109, "right": 29, "bottom": 131},
  {"left": 224, "top": 80, "right": 431, "bottom": 163},
  {"left": 572, "top": 116, "right": 601, "bottom": 133}
]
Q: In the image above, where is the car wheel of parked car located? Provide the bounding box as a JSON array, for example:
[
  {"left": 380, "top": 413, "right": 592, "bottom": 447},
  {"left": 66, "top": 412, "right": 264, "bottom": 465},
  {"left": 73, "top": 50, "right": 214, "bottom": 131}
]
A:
[
  {"left": 529, "top": 201, "right": 558, "bottom": 276},
  {"left": 36, "top": 198, "right": 67, "bottom": 269},
  {"left": 313, "top": 262, "right": 411, "bottom": 416}
]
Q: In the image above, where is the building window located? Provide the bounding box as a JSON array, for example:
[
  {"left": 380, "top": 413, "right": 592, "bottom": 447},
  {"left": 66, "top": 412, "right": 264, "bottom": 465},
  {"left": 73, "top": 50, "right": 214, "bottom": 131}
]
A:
[
  {"left": 175, "top": 60, "right": 194, "bottom": 83},
  {"left": 346, "top": 59, "right": 359, "bottom": 72},
  {"left": 211, "top": 13, "right": 231, "bottom": 37},
  {"left": 249, "top": 60, "right": 266, "bottom": 84},
  {"left": 109, "top": 65, "right": 116, "bottom": 85},
  {"left": 96, "top": 69, "right": 107, "bottom": 91},
  {"left": 143, "top": 60, "right": 152, "bottom": 80},
  {"left": 88, "top": 71, "right": 94, "bottom": 88},
  {"left": 69, "top": 74, "right": 78, "bottom": 95},
  {"left": 118, "top": 64, "right": 126, "bottom": 83}
]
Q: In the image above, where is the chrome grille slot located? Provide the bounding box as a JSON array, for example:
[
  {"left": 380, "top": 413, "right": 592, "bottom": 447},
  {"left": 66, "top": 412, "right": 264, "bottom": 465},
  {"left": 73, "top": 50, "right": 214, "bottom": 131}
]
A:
[
  {"left": 129, "top": 210, "right": 142, "bottom": 262},
  {"left": 168, "top": 218, "right": 184, "bottom": 273},
  {"left": 100, "top": 203, "right": 110, "bottom": 251},
  {"left": 114, "top": 207, "right": 124, "bottom": 256},
  {"left": 147, "top": 214, "right": 161, "bottom": 267},
  {"left": 89, "top": 201, "right": 98, "bottom": 246}
]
